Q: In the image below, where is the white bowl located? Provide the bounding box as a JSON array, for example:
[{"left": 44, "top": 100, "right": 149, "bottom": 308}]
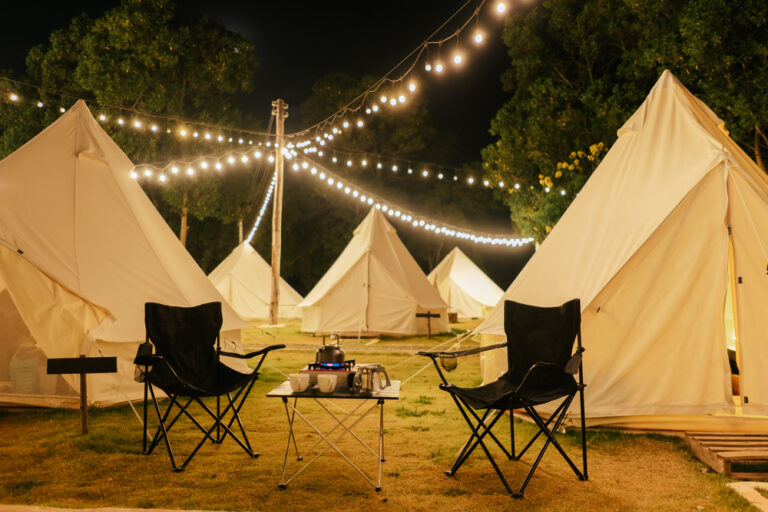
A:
[
  {"left": 289, "top": 373, "right": 310, "bottom": 392},
  {"left": 317, "top": 373, "right": 337, "bottom": 393}
]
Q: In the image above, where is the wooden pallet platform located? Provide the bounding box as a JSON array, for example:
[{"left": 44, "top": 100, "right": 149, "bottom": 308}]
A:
[{"left": 685, "top": 432, "right": 768, "bottom": 479}]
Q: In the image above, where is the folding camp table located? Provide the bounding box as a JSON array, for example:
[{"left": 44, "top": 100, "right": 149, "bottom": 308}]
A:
[{"left": 267, "top": 379, "right": 400, "bottom": 491}]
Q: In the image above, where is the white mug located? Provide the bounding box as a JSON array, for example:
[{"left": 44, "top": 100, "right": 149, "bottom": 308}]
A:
[
  {"left": 317, "top": 373, "right": 337, "bottom": 393},
  {"left": 289, "top": 373, "right": 310, "bottom": 392}
]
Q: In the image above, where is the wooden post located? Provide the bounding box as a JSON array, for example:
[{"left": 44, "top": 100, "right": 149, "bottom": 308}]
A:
[
  {"left": 238, "top": 217, "right": 244, "bottom": 244},
  {"left": 270, "top": 98, "right": 288, "bottom": 325},
  {"left": 79, "top": 355, "right": 88, "bottom": 435}
]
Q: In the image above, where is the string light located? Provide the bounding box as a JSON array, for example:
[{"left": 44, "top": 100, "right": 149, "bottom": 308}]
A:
[{"left": 299, "top": 157, "right": 533, "bottom": 247}]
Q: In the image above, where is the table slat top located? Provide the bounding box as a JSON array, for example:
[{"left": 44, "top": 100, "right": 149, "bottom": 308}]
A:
[{"left": 267, "top": 380, "right": 401, "bottom": 400}]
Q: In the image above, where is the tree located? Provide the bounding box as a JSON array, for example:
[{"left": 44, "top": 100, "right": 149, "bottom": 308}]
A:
[
  {"left": 0, "top": 0, "right": 259, "bottom": 250},
  {"left": 483, "top": 0, "right": 768, "bottom": 241}
]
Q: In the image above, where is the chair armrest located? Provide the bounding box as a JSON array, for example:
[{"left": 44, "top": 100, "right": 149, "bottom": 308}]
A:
[
  {"left": 220, "top": 344, "right": 286, "bottom": 359},
  {"left": 418, "top": 342, "right": 507, "bottom": 359}
]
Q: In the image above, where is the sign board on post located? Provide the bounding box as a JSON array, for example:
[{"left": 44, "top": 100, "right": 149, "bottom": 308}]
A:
[
  {"left": 46, "top": 355, "right": 117, "bottom": 435},
  {"left": 416, "top": 311, "right": 441, "bottom": 339}
]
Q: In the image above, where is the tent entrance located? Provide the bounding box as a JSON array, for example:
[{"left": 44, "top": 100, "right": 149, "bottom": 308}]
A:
[{"left": 725, "top": 230, "right": 740, "bottom": 396}]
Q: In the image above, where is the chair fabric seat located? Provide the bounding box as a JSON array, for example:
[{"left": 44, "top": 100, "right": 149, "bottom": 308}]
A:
[
  {"left": 149, "top": 361, "right": 254, "bottom": 398},
  {"left": 442, "top": 373, "right": 577, "bottom": 410}
]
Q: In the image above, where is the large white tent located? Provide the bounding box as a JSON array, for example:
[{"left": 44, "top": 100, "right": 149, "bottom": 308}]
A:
[
  {"left": 0, "top": 100, "right": 248, "bottom": 408},
  {"left": 299, "top": 207, "right": 449, "bottom": 336},
  {"left": 209, "top": 241, "right": 303, "bottom": 319},
  {"left": 427, "top": 246, "right": 504, "bottom": 319},
  {"left": 476, "top": 70, "right": 768, "bottom": 431}
]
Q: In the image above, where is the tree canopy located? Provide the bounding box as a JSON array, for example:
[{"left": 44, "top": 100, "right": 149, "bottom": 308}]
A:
[{"left": 483, "top": 0, "right": 768, "bottom": 242}]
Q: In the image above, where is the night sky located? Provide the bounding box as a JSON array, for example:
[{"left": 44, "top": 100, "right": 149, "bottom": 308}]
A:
[
  {"left": 0, "top": 1, "right": 534, "bottom": 286},
  {"left": 0, "top": 1, "right": 511, "bottom": 165}
]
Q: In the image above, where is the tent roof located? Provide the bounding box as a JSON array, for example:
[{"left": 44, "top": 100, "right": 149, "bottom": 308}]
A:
[
  {"left": 0, "top": 100, "right": 247, "bottom": 341},
  {"left": 428, "top": 247, "right": 503, "bottom": 308},
  {"left": 476, "top": 69, "right": 758, "bottom": 335},
  {"left": 299, "top": 207, "right": 446, "bottom": 309},
  {"left": 208, "top": 241, "right": 303, "bottom": 306}
]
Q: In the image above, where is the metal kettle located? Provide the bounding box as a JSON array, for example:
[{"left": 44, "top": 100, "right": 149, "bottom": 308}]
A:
[
  {"left": 352, "top": 364, "right": 391, "bottom": 394},
  {"left": 316, "top": 333, "right": 345, "bottom": 364}
]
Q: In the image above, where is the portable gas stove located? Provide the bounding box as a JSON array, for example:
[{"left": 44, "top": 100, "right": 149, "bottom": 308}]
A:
[{"left": 300, "top": 360, "right": 357, "bottom": 391}]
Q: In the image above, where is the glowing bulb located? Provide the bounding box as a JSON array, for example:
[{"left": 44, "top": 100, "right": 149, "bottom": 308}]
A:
[
  {"left": 380, "top": 95, "right": 387, "bottom": 103},
  {"left": 361, "top": 195, "right": 367, "bottom": 202},
  {"left": 186, "top": 167, "right": 194, "bottom": 176},
  {"left": 311, "top": 167, "right": 317, "bottom": 175},
  {"left": 171, "top": 167, "right": 179, "bottom": 174},
  {"left": 467, "top": 177, "right": 475, "bottom": 185},
  {"left": 217, "top": 135, "right": 224, "bottom": 142},
  {"left": 332, "top": 127, "right": 339, "bottom": 134},
  {"left": 408, "top": 82, "right": 417, "bottom": 92},
  {"left": 361, "top": 160, "right": 367, "bottom": 167},
  {"left": 392, "top": 165, "right": 398, "bottom": 172},
  {"left": 159, "top": 174, "right": 167, "bottom": 182},
  {"left": 193, "top": 132, "right": 199, "bottom": 138},
  {"left": 365, "top": 108, "right": 372, "bottom": 114},
  {"left": 544, "top": 186, "right": 550, "bottom": 193},
  {"left": 180, "top": 129, "right": 187, "bottom": 136},
  {"left": 9, "top": 93, "right": 18, "bottom": 102},
  {"left": 438, "top": 173, "right": 444, "bottom": 180},
  {"left": 134, "top": 120, "right": 142, "bottom": 129},
  {"left": 342, "top": 121, "right": 350, "bottom": 129},
  {"left": 319, "top": 172, "right": 326, "bottom": 179},
  {"left": 204, "top": 133, "right": 211, "bottom": 140},
  {"left": 228, "top": 156, "right": 235, "bottom": 164},
  {"left": 474, "top": 31, "right": 484, "bottom": 44},
  {"left": 344, "top": 186, "right": 351, "bottom": 194},
  {"left": 336, "top": 182, "right": 343, "bottom": 189},
  {"left": 514, "top": 183, "right": 521, "bottom": 189},
  {"left": 372, "top": 105, "right": 379, "bottom": 112},
  {"left": 367, "top": 198, "right": 373, "bottom": 205},
  {"left": 328, "top": 178, "right": 334, "bottom": 185},
  {"left": 357, "top": 119, "right": 364, "bottom": 128},
  {"left": 499, "top": 181, "right": 505, "bottom": 188},
  {"left": 292, "top": 163, "right": 299, "bottom": 171},
  {"left": 241, "top": 155, "right": 249, "bottom": 163},
  {"left": 435, "top": 63, "right": 444, "bottom": 73},
  {"left": 496, "top": 1, "right": 507, "bottom": 14},
  {"left": 302, "top": 162, "right": 309, "bottom": 169},
  {"left": 390, "top": 98, "right": 397, "bottom": 106},
  {"left": 377, "top": 163, "right": 383, "bottom": 169},
  {"left": 353, "top": 190, "right": 359, "bottom": 197},
  {"left": 36, "top": 101, "right": 44, "bottom": 108},
  {"left": 560, "top": 189, "right": 566, "bottom": 196},
  {"left": 238, "top": 138, "right": 244, "bottom": 144},
  {"left": 151, "top": 124, "right": 159, "bottom": 132},
  {"left": 118, "top": 118, "right": 125, "bottom": 125},
  {"left": 268, "top": 155, "right": 275, "bottom": 163},
  {"left": 483, "top": 179, "right": 490, "bottom": 187},
  {"left": 398, "top": 95, "right": 406, "bottom": 103},
  {"left": 347, "top": 160, "right": 353, "bottom": 167},
  {"left": 215, "top": 162, "right": 223, "bottom": 170},
  {"left": 408, "top": 168, "right": 413, "bottom": 174},
  {"left": 201, "top": 161, "right": 209, "bottom": 169},
  {"left": 422, "top": 170, "right": 429, "bottom": 177},
  {"left": 254, "top": 151, "right": 262, "bottom": 158},
  {"left": 98, "top": 114, "right": 107, "bottom": 121},
  {"left": 453, "top": 53, "right": 463, "bottom": 65},
  {"left": 425, "top": 63, "right": 432, "bottom": 72},
  {"left": 130, "top": 171, "right": 138, "bottom": 179},
  {"left": 332, "top": 156, "right": 338, "bottom": 163},
  {"left": 59, "top": 107, "right": 66, "bottom": 113}
]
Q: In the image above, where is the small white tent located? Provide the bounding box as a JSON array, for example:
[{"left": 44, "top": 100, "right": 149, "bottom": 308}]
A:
[
  {"left": 209, "top": 241, "right": 303, "bottom": 319},
  {"left": 476, "top": 70, "right": 768, "bottom": 431},
  {"left": 299, "top": 207, "right": 449, "bottom": 336},
  {"left": 428, "top": 247, "right": 504, "bottom": 319},
  {"left": 0, "top": 100, "right": 248, "bottom": 408}
]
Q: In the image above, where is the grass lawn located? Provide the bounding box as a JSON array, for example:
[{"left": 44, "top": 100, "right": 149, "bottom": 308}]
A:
[{"left": 0, "top": 320, "right": 755, "bottom": 511}]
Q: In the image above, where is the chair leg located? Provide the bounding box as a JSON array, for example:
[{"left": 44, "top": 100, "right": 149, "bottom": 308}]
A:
[
  {"left": 510, "top": 410, "right": 516, "bottom": 460},
  {"left": 449, "top": 409, "right": 507, "bottom": 476},
  {"left": 579, "top": 385, "right": 588, "bottom": 480}
]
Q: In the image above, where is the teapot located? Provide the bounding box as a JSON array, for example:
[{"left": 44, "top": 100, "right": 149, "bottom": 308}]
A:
[
  {"left": 316, "top": 333, "right": 345, "bottom": 365},
  {"left": 352, "top": 364, "right": 391, "bottom": 394}
]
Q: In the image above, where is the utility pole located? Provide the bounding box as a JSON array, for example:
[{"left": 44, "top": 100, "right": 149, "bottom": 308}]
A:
[{"left": 269, "top": 99, "right": 288, "bottom": 325}]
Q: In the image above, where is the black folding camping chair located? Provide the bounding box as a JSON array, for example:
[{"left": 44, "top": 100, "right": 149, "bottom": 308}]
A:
[
  {"left": 418, "top": 299, "right": 587, "bottom": 497},
  {"left": 133, "top": 301, "right": 285, "bottom": 472}
]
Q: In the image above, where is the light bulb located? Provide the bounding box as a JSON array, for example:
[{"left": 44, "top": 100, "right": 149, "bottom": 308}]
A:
[
  {"left": 171, "top": 167, "right": 179, "bottom": 174},
  {"left": 179, "top": 128, "right": 186, "bottom": 136},
  {"left": 342, "top": 121, "right": 350, "bottom": 129},
  {"left": 186, "top": 167, "right": 194, "bottom": 176},
  {"left": 453, "top": 53, "right": 463, "bottom": 65},
  {"left": 98, "top": 114, "right": 107, "bottom": 121},
  {"left": 159, "top": 174, "right": 167, "bottom": 182},
  {"left": 118, "top": 119, "right": 125, "bottom": 126},
  {"left": 201, "top": 161, "right": 209, "bottom": 169},
  {"left": 389, "top": 98, "right": 397, "bottom": 106},
  {"left": 356, "top": 119, "right": 364, "bottom": 128},
  {"left": 408, "top": 82, "right": 417, "bottom": 92},
  {"left": 392, "top": 165, "right": 398, "bottom": 172},
  {"left": 36, "top": 101, "right": 44, "bottom": 108},
  {"left": 467, "top": 177, "right": 475, "bottom": 184},
  {"left": 372, "top": 105, "right": 379, "bottom": 112},
  {"left": 438, "top": 173, "right": 444, "bottom": 180},
  {"left": 483, "top": 179, "right": 490, "bottom": 186},
  {"left": 228, "top": 156, "right": 235, "bottom": 164},
  {"left": 474, "top": 31, "right": 484, "bottom": 44},
  {"left": 425, "top": 63, "right": 432, "bottom": 72},
  {"left": 347, "top": 160, "right": 353, "bottom": 167},
  {"left": 361, "top": 159, "right": 367, "bottom": 167},
  {"left": 380, "top": 95, "right": 387, "bottom": 103},
  {"left": 435, "top": 63, "right": 444, "bottom": 73},
  {"left": 130, "top": 171, "right": 138, "bottom": 179},
  {"left": 134, "top": 120, "right": 142, "bottom": 129},
  {"left": 215, "top": 162, "right": 223, "bottom": 170},
  {"left": 9, "top": 93, "right": 18, "bottom": 102},
  {"left": 193, "top": 132, "right": 199, "bottom": 138},
  {"left": 398, "top": 95, "right": 406, "bottom": 103},
  {"left": 422, "top": 170, "right": 429, "bottom": 177},
  {"left": 151, "top": 124, "right": 159, "bottom": 132},
  {"left": 496, "top": 1, "right": 507, "bottom": 14},
  {"left": 514, "top": 183, "right": 521, "bottom": 189}
]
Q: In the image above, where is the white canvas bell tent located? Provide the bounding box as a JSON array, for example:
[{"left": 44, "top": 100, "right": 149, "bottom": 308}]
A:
[
  {"left": 0, "top": 100, "right": 248, "bottom": 408},
  {"left": 299, "top": 207, "right": 449, "bottom": 336},
  {"left": 475, "top": 70, "right": 768, "bottom": 431},
  {"left": 427, "top": 246, "right": 504, "bottom": 319},
  {"left": 209, "top": 241, "right": 304, "bottom": 319}
]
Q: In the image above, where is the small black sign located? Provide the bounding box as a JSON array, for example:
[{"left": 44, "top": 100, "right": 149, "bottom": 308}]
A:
[{"left": 47, "top": 357, "right": 117, "bottom": 375}]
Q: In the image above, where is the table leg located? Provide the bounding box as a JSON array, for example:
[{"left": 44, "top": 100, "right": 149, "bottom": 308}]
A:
[
  {"left": 313, "top": 398, "right": 379, "bottom": 458},
  {"left": 279, "top": 397, "right": 301, "bottom": 488},
  {"left": 281, "top": 399, "right": 380, "bottom": 488},
  {"left": 377, "top": 398, "right": 384, "bottom": 491}
]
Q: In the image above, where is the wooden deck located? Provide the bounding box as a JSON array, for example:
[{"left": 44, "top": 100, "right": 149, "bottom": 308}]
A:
[{"left": 685, "top": 432, "right": 768, "bottom": 479}]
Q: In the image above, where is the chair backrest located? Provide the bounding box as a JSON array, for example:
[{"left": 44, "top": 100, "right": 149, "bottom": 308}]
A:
[
  {"left": 503, "top": 299, "right": 581, "bottom": 384},
  {"left": 145, "top": 302, "right": 223, "bottom": 387}
]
